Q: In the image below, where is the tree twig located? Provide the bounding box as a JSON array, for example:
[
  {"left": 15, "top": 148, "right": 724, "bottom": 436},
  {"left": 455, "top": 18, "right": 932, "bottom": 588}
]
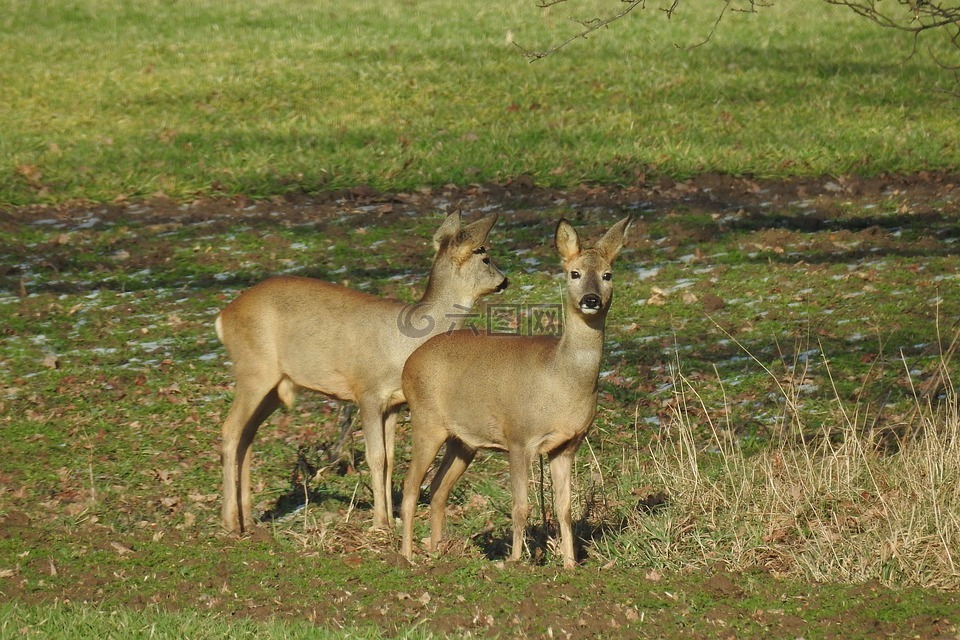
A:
[
  {"left": 515, "top": 0, "right": 647, "bottom": 61},
  {"left": 518, "top": 0, "right": 960, "bottom": 83}
]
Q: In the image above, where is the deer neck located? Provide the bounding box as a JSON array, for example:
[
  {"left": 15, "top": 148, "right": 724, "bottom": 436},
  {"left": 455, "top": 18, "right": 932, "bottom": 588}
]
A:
[
  {"left": 415, "top": 274, "right": 477, "bottom": 331},
  {"left": 556, "top": 302, "right": 607, "bottom": 382}
]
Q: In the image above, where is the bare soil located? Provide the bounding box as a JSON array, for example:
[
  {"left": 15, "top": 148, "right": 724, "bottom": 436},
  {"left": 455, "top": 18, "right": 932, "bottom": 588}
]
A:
[{"left": 6, "top": 170, "right": 959, "bottom": 232}]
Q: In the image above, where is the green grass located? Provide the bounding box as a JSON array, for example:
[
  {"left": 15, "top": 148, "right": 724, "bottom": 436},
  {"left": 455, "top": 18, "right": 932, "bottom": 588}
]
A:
[
  {"left": 0, "top": 602, "right": 403, "bottom": 639},
  {"left": 2, "top": 1, "right": 960, "bottom": 637},
  {"left": 2, "top": 187, "right": 960, "bottom": 637},
  {"left": 1, "top": 0, "right": 959, "bottom": 204}
]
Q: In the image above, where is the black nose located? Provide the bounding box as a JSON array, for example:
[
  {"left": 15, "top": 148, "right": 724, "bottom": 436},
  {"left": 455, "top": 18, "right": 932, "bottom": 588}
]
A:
[
  {"left": 580, "top": 294, "right": 601, "bottom": 309},
  {"left": 495, "top": 278, "right": 509, "bottom": 293}
]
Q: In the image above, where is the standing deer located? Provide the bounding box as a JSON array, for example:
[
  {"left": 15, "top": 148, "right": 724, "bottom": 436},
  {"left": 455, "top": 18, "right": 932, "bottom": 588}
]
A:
[
  {"left": 216, "top": 212, "right": 507, "bottom": 533},
  {"left": 400, "top": 216, "right": 630, "bottom": 568}
]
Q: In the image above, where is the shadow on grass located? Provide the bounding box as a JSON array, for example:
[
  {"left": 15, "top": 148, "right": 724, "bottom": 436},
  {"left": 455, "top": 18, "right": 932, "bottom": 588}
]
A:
[
  {"left": 468, "top": 484, "right": 671, "bottom": 566},
  {"left": 259, "top": 434, "right": 374, "bottom": 526}
]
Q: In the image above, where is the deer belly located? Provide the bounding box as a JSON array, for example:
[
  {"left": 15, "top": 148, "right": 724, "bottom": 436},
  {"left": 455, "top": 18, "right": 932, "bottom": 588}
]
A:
[
  {"left": 449, "top": 420, "right": 508, "bottom": 452},
  {"left": 297, "top": 371, "right": 359, "bottom": 403}
]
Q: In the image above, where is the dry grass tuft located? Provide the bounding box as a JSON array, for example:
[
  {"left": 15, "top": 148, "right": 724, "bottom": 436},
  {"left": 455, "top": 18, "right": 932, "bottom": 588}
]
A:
[{"left": 594, "top": 333, "right": 960, "bottom": 589}]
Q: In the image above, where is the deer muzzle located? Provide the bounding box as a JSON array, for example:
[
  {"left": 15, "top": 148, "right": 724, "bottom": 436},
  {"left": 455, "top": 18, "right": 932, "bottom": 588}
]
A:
[{"left": 579, "top": 293, "right": 602, "bottom": 314}]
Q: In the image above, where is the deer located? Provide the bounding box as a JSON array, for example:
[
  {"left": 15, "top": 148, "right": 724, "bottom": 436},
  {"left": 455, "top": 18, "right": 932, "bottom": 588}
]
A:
[
  {"left": 400, "top": 216, "right": 630, "bottom": 568},
  {"left": 215, "top": 211, "right": 508, "bottom": 534}
]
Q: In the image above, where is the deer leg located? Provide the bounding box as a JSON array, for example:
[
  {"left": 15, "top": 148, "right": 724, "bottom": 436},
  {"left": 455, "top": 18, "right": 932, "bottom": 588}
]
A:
[
  {"left": 358, "top": 401, "right": 391, "bottom": 529},
  {"left": 548, "top": 444, "right": 578, "bottom": 568},
  {"left": 384, "top": 407, "right": 399, "bottom": 522},
  {"left": 401, "top": 419, "right": 449, "bottom": 561},
  {"left": 329, "top": 402, "right": 355, "bottom": 464},
  {"left": 427, "top": 438, "right": 476, "bottom": 551},
  {"left": 508, "top": 449, "right": 533, "bottom": 563},
  {"left": 221, "top": 383, "right": 280, "bottom": 533}
]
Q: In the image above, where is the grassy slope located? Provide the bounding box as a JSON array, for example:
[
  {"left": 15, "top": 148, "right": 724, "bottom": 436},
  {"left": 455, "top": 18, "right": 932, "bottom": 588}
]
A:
[{"left": 1, "top": 0, "right": 958, "bottom": 204}]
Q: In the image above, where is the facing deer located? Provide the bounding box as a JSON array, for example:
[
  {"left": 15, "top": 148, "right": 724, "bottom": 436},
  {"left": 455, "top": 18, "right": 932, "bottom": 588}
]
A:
[
  {"left": 215, "top": 212, "right": 507, "bottom": 534},
  {"left": 400, "top": 216, "right": 630, "bottom": 568}
]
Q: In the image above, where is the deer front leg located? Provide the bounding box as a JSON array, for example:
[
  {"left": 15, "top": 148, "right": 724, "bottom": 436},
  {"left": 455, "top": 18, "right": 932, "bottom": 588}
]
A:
[
  {"left": 428, "top": 438, "right": 476, "bottom": 552},
  {"left": 548, "top": 445, "right": 577, "bottom": 568},
  {"left": 384, "top": 407, "right": 399, "bottom": 523},
  {"left": 358, "top": 401, "right": 391, "bottom": 529},
  {"left": 508, "top": 449, "right": 533, "bottom": 563},
  {"left": 401, "top": 421, "right": 449, "bottom": 561}
]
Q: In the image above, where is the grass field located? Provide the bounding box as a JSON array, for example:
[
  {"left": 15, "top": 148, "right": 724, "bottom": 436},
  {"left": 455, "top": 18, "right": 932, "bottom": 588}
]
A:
[
  {"left": 3, "top": 177, "right": 960, "bottom": 637},
  {"left": 1, "top": 0, "right": 959, "bottom": 204},
  {"left": 2, "top": 0, "right": 960, "bottom": 638}
]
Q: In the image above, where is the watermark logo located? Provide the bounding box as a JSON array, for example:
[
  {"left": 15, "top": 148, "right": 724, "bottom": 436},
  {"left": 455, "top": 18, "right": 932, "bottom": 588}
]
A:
[
  {"left": 397, "top": 303, "right": 481, "bottom": 338},
  {"left": 487, "top": 303, "right": 563, "bottom": 336},
  {"left": 396, "top": 303, "right": 436, "bottom": 339},
  {"left": 527, "top": 304, "right": 563, "bottom": 336},
  {"left": 398, "top": 303, "right": 563, "bottom": 338}
]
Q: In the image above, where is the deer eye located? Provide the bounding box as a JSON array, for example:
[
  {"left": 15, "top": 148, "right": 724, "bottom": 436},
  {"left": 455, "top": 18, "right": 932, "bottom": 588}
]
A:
[
  {"left": 602, "top": 272, "right": 612, "bottom": 281},
  {"left": 570, "top": 270, "right": 581, "bottom": 279},
  {"left": 473, "top": 246, "right": 486, "bottom": 255}
]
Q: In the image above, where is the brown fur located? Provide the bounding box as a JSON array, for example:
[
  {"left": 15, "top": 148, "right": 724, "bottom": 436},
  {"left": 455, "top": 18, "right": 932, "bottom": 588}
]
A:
[
  {"left": 400, "top": 217, "right": 630, "bottom": 568},
  {"left": 216, "top": 212, "right": 506, "bottom": 533}
]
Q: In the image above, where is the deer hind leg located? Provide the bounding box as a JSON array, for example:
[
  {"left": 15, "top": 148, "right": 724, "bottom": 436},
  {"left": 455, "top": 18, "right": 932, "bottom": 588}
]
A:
[
  {"left": 427, "top": 438, "right": 477, "bottom": 552},
  {"left": 401, "top": 418, "right": 449, "bottom": 561},
  {"left": 221, "top": 381, "right": 281, "bottom": 533},
  {"left": 548, "top": 443, "right": 578, "bottom": 568},
  {"left": 508, "top": 448, "right": 534, "bottom": 562}
]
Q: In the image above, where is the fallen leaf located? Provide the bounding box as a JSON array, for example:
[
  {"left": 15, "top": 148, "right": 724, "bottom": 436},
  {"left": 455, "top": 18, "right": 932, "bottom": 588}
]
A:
[
  {"left": 701, "top": 293, "right": 726, "bottom": 312},
  {"left": 110, "top": 541, "right": 134, "bottom": 556},
  {"left": 16, "top": 164, "right": 42, "bottom": 185},
  {"left": 647, "top": 288, "right": 668, "bottom": 306}
]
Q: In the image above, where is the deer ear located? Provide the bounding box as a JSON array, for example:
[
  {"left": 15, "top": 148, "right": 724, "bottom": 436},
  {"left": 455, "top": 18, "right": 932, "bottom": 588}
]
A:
[
  {"left": 555, "top": 218, "right": 581, "bottom": 261},
  {"left": 433, "top": 210, "right": 463, "bottom": 250},
  {"left": 595, "top": 216, "right": 631, "bottom": 262},
  {"left": 455, "top": 212, "right": 498, "bottom": 250}
]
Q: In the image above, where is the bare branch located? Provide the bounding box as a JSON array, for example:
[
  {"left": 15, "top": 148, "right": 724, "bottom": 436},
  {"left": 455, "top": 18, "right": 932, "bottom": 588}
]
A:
[
  {"left": 518, "top": 0, "right": 960, "bottom": 90},
  {"left": 825, "top": 0, "right": 960, "bottom": 32},
  {"left": 681, "top": 0, "right": 772, "bottom": 50},
  {"left": 516, "top": 0, "right": 647, "bottom": 61},
  {"left": 518, "top": 0, "right": 776, "bottom": 59}
]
